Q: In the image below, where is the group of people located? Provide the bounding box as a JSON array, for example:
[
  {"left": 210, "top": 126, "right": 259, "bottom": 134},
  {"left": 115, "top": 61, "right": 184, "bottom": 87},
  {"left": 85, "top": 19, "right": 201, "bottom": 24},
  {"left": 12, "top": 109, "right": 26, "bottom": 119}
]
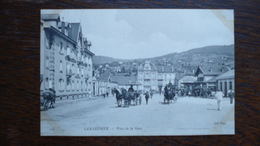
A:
[{"left": 127, "top": 84, "right": 235, "bottom": 110}]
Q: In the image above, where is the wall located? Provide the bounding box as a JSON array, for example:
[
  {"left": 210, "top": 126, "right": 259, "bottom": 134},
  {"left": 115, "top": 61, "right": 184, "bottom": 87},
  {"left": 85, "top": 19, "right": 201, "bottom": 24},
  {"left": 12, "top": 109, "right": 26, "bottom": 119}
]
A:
[{"left": 217, "top": 78, "right": 235, "bottom": 96}]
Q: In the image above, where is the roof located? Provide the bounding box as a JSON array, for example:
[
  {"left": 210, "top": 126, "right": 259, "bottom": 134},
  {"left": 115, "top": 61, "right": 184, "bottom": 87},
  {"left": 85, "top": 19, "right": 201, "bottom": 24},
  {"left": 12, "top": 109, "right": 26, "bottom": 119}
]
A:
[
  {"left": 216, "top": 70, "right": 234, "bottom": 80},
  {"left": 206, "top": 76, "right": 218, "bottom": 83},
  {"left": 180, "top": 76, "right": 197, "bottom": 83},
  {"left": 41, "top": 14, "right": 60, "bottom": 21},
  {"left": 97, "top": 71, "right": 110, "bottom": 82},
  {"left": 44, "top": 26, "right": 76, "bottom": 45},
  {"left": 110, "top": 75, "right": 138, "bottom": 85},
  {"left": 175, "top": 73, "right": 186, "bottom": 80},
  {"left": 138, "top": 61, "right": 157, "bottom": 71},
  {"left": 195, "top": 66, "right": 222, "bottom": 76},
  {"left": 68, "top": 23, "right": 81, "bottom": 42},
  {"left": 156, "top": 65, "right": 175, "bottom": 73}
]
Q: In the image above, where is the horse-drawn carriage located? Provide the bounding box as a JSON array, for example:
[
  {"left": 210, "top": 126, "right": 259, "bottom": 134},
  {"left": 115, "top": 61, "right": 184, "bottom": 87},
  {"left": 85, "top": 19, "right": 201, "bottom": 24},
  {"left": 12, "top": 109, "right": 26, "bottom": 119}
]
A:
[
  {"left": 40, "top": 89, "right": 56, "bottom": 111},
  {"left": 112, "top": 88, "right": 142, "bottom": 107},
  {"left": 164, "top": 84, "right": 177, "bottom": 104}
]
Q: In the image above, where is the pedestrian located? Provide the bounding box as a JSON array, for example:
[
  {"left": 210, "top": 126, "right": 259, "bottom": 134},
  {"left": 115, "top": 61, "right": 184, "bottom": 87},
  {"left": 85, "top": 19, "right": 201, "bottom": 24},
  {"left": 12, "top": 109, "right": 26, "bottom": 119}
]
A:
[
  {"left": 144, "top": 91, "right": 150, "bottom": 105},
  {"left": 215, "top": 89, "right": 224, "bottom": 111},
  {"left": 188, "top": 91, "right": 191, "bottom": 97},
  {"left": 128, "top": 85, "right": 134, "bottom": 92},
  {"left": 228, "top": 89, "right": 234, "bottom": 104},
  {"left": 150, "top": 91, "right": 153, "bottom": 99}
]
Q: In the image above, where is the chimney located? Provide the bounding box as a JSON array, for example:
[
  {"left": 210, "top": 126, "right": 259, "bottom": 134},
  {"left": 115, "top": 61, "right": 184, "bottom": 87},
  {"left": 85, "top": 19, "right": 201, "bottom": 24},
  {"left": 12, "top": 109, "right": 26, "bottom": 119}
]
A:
[{"left": 61, "top": 17, "right": 65, "bottom": 34}]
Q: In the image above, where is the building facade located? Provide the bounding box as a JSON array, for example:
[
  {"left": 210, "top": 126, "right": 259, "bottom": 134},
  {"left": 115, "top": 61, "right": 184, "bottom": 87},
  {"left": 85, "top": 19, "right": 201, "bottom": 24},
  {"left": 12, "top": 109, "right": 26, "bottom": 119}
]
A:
[
  {"left": 40, "top": 14, "right": 94, "bottom": 99},
  {"left": 216, "top": 69, "right": 235, "bottom": 97},
  {"left": 137, "top": 61, "right": 176, "bottom": 93}
]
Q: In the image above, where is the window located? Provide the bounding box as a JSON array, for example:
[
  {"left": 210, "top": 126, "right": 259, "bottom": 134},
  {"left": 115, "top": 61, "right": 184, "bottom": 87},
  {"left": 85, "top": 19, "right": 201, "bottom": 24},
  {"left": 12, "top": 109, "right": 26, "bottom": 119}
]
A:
[
  {"left": 72, "top": 81, "right": 74, "bottom": 91},
  {"left": 67, "top": 82, "right": 70, "bottom": 91},
  {"left": 59, "top": 79, "right": 62, "bottom": 91},
  {"left": 72, "top": 64, "right": 75, "bottom": 74},
  {"left": 144, "top": 79, "right": 150, "bottom": 82},
  {"left": 81, "top": 81, "right": 83, "bottom": 91},
  {"left": 198, "top": 77, "right": 204, "bottom": 82},
  {"left": 78, "top": 53, "right": 81, "bottom": 60},
  {"left": 46, "top": 57, "right": 49, "bottom": 69},
  {"left": 62, "top": 79, "right": 65, "bottom": 91},
  {"left": 220, "top": 82, "right": 223, "bottom": 91},
  {"left": 48, "top": 79, "right": 52, "bottom": 89},
  {"left": 67, "top": 46, "right": 70, "bottom": 56},
  {"left": 81, "top": 67, "right": 84, "bottom": 76},
  {"left": 60, "top": 60, "right": 62, "bottom": 73},
  {"left": 229, "top": 81, "right": 232, "bottom": 90},
  {"left": 59, "top": 42, "right": 63, "bottom": 53},
  {"left": 45, "top": 78, "right": 49, "bottom": 89},
  {"left": 66, "top": 62, "right": 70, "bottom": 74}
]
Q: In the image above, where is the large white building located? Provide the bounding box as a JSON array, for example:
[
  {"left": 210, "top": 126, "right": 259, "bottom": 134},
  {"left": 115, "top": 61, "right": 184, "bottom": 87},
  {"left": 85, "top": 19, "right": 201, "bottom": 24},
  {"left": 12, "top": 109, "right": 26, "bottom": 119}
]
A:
[
  {"left": 137, "top": 61, "right": 176, "bottom": 93},
  {"left": 40, "top": 14, "right": 94, "bottom": 99}
]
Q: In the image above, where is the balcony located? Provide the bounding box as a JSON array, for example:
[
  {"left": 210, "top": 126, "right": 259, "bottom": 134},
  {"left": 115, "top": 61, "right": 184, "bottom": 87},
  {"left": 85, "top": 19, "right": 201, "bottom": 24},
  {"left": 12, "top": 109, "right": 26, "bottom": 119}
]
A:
[
  {"left": 65, "top": 55, "right": 76, "bottom": 63},
  {"left": 77, "top": 61, "right": 84, "bottom": 66}
]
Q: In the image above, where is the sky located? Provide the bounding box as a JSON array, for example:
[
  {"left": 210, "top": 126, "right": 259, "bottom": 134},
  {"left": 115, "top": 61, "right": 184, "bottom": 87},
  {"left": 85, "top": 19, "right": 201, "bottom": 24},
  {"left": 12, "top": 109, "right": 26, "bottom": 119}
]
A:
[{"left": 42, "top": 9, "right": 234, "bottom": 59}]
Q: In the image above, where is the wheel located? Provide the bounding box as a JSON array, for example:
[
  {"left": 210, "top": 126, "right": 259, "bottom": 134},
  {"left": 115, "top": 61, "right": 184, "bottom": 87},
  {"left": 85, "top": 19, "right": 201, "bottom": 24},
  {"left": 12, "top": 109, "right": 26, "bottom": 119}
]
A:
[{"left": 44, "top": 100, "right": 51, "bottom": 111}]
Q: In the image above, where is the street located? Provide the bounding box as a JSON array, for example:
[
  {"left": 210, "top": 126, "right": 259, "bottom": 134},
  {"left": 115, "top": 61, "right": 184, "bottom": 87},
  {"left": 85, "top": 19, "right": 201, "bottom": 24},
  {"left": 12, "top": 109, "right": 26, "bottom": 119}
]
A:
[{"left": 41, "top": 94, "right": 234, "bottom": 136}]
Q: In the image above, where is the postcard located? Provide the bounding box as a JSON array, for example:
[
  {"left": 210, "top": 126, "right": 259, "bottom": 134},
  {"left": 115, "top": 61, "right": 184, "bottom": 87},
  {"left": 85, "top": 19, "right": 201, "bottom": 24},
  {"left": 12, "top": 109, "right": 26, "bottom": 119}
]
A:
[{"left": 40, "top": 9, "right": 234, "bottom": 136}]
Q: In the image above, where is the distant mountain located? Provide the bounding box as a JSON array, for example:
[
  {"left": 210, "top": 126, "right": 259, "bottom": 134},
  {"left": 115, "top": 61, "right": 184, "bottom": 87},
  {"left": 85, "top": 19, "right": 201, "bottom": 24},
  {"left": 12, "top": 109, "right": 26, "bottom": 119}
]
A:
[
  {"left": 93, "top": 56, "right": 120, "bottom": 64},
  {"left": 93, "top": 44, "right": 234, "bottom": 65},
  {"left": 181, "top": 45, "right": 234, "bottom": 56}
]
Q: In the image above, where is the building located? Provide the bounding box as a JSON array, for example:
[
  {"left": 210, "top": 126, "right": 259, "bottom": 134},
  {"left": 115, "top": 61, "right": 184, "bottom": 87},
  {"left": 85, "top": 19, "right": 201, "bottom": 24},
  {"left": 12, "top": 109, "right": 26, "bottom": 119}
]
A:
[
  {"left": 40, "top": 14, "right": 94, "bottom": 99},
  {"left": 181, "top": 66, "right": 222, "bottom": 93},
  {"left": 180, "top": 66, "right": 234, "bottom": 96},
  {"left": 111, "top": 74, "right": 140, "bottom": 91},
  {"left": 216, "top": 69, "right": 235, "bottom": 96},
  {"left": 137, "top": 61, "right": 176, "bottom": 93},
  {"left": 177, "top": 74, "right": 197, "bottom": 90},
  {"left": 94, "top": 70, "right": 119, "bottom": 96}
]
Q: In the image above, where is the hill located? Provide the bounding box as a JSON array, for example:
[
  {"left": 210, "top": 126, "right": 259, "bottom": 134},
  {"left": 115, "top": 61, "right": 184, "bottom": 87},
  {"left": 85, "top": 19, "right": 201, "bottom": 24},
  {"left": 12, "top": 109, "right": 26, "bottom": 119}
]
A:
[{"left": 92, "top": 44, "right": 234, "bottom": 65}]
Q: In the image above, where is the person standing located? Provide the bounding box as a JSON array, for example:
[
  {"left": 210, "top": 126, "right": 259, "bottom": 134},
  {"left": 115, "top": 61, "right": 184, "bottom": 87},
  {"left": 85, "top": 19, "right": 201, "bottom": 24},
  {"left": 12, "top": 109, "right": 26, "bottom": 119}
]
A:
[
  {"left": 150, "top": 90, "right": 153, "bottom": 99},
  {"left": 144, "top": 91, "right": 150, "bottom": 105},
  {"left": 228, "top": 89, "right": 234, "bottom": 104},
  {"left": 128, "top": 85, "right": 134, "bottom": 92},
  {"left": 215, "top": 89, "right": 224, "bottom": 111}
]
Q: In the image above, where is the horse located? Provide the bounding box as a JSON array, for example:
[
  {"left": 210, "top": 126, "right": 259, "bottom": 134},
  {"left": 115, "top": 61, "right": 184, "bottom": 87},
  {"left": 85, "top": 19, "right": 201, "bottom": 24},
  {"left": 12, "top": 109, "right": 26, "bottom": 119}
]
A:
[
  {"left": 164, "top": 88, "right": 176, "bottom": 104},
  {"left": 121, "top": 88, "right": 141, "bottom": 106},
  {"left": 41, "top": 88, "right": 56, "bottom": 110},
  {"left": 121, "top": 88, "right": 133, "bottom": 106},
  {"left": 111, "top": 88, "right": 122, "bottom": 107}
]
